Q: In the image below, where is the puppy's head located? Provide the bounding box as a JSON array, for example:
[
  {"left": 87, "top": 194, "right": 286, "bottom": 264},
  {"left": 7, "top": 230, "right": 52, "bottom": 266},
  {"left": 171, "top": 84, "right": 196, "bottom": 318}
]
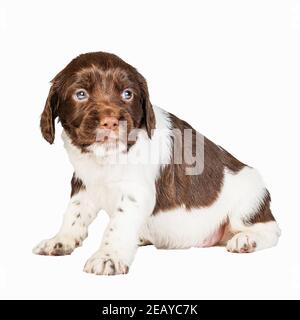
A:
[{"left": 40, "top": 52, "right": 156, "bottom": 150}]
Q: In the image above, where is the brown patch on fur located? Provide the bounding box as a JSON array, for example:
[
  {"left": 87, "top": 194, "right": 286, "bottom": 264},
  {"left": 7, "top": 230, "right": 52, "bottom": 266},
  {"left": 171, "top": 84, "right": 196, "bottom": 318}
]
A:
[
  {"left": 40, "top": 52, "right": 156, "bottom": 151},
  {"left": 219, "top": 147, "right": 246, "bottom": 173},
  {"left": 153, "top": 113, "right": 246, "bottom": 214},
  {"left": 54, "top": 242, "right": 63, "bottom": 249},
  {"left": 244, "top": 190, "right": 275, "bottom": 224},
  {"left": 71, "top": 174, "right": 86, "bottom": 197},
  {"left": 75, "top": 240, "right": 80, "bottom": 247},
  {"left": 40, "top": 85, "right": 59, "bottom": 144}
]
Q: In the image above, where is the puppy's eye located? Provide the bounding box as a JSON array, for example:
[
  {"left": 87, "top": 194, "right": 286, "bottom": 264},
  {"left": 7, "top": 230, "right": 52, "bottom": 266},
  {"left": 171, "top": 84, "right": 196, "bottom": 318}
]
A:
[
  {"left": 74, "top": 89, "right": 89, "bottom": 101},
  {"left": 121, "top": 89, "right": 133, "bottom": 101}
]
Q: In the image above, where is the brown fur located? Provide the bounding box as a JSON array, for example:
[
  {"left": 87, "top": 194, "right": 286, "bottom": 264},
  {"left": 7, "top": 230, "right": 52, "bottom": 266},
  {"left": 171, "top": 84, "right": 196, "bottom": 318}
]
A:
[
  {"left": 71, "top": 174, "right": 86, "bottom": 197},
  {"left": 40, "top": 52, "right": 155, "bottom": 151},
  {"left": 244, "top": 190, "right": 275, "bottom": 224},
  {"left": 153, "top": 113, "right": 246, "bottom": 213}
]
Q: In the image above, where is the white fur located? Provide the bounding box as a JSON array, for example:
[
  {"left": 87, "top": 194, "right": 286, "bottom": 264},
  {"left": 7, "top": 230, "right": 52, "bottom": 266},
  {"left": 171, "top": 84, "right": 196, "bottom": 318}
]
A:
[
  {"left": 33, "top": 190, "right": 99, "bottom": 255},
  {"left": 34, "top": 106, "right": 281, "bottom": 274}
]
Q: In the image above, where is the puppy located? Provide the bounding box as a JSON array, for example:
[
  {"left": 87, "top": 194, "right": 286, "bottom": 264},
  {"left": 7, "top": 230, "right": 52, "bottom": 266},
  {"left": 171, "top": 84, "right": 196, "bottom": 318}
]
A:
[{"left": 33, "top": 52, "right": 281, "bottom": 275}]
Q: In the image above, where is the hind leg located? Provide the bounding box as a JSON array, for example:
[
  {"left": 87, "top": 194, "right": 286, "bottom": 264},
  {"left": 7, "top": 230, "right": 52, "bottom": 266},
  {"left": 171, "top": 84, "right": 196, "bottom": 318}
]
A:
[{"left": 225, "top": 169, "right": 281, "bottom": 253}]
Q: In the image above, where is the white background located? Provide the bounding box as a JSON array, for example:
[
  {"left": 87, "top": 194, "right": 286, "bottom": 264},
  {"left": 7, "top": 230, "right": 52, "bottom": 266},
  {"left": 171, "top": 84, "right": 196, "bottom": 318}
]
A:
[{"left": 0, "top": 0, "right": 300, "bottom": 299}]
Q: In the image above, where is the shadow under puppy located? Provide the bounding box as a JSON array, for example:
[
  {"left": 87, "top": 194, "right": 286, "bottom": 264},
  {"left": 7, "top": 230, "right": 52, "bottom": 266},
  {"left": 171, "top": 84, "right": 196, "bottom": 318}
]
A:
[{"left": 33, "top": 52, "right": 281, "bottom": 275}]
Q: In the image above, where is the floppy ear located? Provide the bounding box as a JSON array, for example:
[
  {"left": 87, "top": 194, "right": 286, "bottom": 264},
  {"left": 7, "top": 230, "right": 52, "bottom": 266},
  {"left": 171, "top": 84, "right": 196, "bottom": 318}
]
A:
[
  {"left": 139, "top": 75, "right": 156, "bottom": 138},
  {"left": 40, "top": 83, "right": 59, "bottom": 144}
]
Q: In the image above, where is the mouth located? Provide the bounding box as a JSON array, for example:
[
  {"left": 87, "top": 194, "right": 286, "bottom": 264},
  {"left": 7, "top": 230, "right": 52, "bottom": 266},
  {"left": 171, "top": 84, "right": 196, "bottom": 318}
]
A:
[
  {"left": 95, "top": 128, "right": 121, "bottom": 144},
  {"left": 74, "top": 115, "right": 135, "bottom": 150}
]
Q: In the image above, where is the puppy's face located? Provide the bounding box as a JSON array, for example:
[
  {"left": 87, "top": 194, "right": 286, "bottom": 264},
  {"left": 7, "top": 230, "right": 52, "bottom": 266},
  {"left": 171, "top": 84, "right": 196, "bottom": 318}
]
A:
[{"left": 40, "top": 52, "right": 156, "bottom": 151}]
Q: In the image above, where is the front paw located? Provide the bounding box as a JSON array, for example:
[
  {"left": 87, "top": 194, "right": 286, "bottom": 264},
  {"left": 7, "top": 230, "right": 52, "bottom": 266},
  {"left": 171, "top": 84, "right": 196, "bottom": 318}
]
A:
[
  {"left": 33, "top": 235, "right": 82, "bottom": 256},
  {"left": 84, "top": 252, "right": 129, "bottom": 276}
]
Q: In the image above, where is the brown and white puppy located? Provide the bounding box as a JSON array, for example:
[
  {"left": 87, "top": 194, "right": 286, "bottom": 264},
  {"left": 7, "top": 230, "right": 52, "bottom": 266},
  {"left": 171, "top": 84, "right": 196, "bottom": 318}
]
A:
[{"left": 33, "top": 52, "right": 281, "bottom": 275}]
